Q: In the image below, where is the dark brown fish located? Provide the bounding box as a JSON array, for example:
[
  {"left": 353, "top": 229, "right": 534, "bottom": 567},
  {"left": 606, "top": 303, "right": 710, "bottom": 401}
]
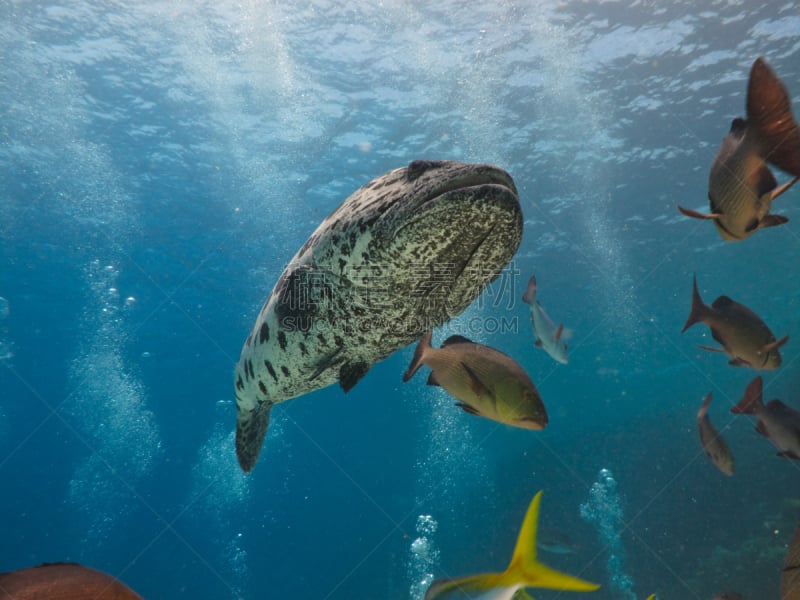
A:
[
  {"left": 0, "top": 562, "right": 142, "bottom": 599},
  {"left": 697, "top": 392, "right": 734, "bottom": 476},
  {"left": 732, "top": 376, "right": 800, "bottom": 460},
  {"left": 682, "top": 275, "right": 788, "bottom": 370},
  {"left": 783, "top": 523, "right": 800, "bottom": 600},
  {"left": 713, "top": 593, "right": 745, "bottom": 600},
  {"left": 678, "top": 57, "right": 800, "bottom": 241},
  {"left": 403, "top": 332, "right": 547, "bottom": 430}
]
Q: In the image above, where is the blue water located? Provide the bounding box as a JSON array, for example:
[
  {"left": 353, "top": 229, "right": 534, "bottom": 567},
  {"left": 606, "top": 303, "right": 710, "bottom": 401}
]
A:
[{"left": 1, "top": 1, "right": 799, "bottom": 599}]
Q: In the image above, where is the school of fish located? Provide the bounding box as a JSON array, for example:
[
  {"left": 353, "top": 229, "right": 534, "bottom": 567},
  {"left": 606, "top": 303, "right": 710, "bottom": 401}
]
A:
[
  {"left": 4, "top": 54, "right": 800, "bottom": 600},
  {"left": 677, "top": 57, "right": 800, "bottom": 600}
]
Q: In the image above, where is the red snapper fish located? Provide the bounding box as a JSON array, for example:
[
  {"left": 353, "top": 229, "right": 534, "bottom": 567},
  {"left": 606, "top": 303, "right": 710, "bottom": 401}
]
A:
[
  {"left": 696, "top": 392, "right": 734, "bottom": 476},
  {"left": 0, "top": 562, "right": 142, "bottom": 599},
  {"left": 682, "top": 275, "right": 788, "bottom": 370},
  {"left": 678, "top": 57, "right": 800, "bottom": 241},
  {"left": 731, "top": 376, "right": 800, "bottom": 460},
  {"left": 403, "top": 332, "right": 547, "bottom": 430}
]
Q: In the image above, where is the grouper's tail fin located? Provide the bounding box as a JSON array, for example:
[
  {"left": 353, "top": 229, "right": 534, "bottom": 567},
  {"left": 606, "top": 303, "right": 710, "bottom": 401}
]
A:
[
  {"left": 235, "top": 400, "right": 272, "bottom": 473},
  {"left": 747, "top": 57, "right": 800, "bottom": 177}
]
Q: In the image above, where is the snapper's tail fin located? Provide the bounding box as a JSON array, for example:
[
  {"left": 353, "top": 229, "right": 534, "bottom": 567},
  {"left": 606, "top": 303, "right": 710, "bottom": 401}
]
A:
[
  {"left": 731, "top": 376, "right": 765, "bottom": 415},
  {"left": 747, "top": 57, "right": 800, "bottom": 176},
  {"left": 682, "top": 275, "right": 712, "bottom": 333},
  {"left": 403, "top": 331, "right": 433, "bottom": 382},
  {"left": 522, "top": 276, "right": 538, "bottom": 304}
]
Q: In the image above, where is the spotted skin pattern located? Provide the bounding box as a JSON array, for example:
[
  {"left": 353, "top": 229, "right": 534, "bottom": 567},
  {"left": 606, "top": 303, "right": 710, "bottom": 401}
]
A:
[{"left": 234, "top": 160, "right": 523, "bottom": 472}]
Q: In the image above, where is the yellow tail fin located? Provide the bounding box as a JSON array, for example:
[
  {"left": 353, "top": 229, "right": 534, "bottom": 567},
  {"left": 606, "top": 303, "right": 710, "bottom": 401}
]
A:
[
  {"left": 507, "top": 491, "right": 600, "bottom": 591},
  {"left": 424, "top": 491, "right": 600, "bottom": 600}
]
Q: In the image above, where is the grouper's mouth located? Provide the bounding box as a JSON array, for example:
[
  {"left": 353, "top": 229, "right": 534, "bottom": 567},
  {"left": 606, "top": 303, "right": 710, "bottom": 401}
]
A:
[
  {"left": 405, "top": 159, "right": 518, "bottom": 207},
  {"left": 389, "top": 161, "right": 520, "bottom": 244}
]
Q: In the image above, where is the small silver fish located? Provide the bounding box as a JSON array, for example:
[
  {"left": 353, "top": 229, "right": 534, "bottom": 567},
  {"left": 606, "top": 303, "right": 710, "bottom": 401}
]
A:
[
  {"left": 696, "top": 392, "right": 734, "bottom": 476},
  {"left": 731, "top": 376, "right": 800, "bottom": 460},
  {"left": 521, "top": 275, "right": 568, "bottom": 364},
  {"left": 537, "top": 527, "right": 578, "bottom": 555},
  {"left": 678, "top": 57, "right": 800, "bottom": 241}
]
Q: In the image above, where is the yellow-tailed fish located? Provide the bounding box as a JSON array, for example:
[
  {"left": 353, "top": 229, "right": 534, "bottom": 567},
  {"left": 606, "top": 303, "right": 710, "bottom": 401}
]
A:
[
  {"left": 403, "top": 332, "right": 547, "bottom": 430},
  {"left": 521, "top": 275, "right": 569, "bottom": 365},
  {"left": 682, "top": 275, "right": 788, "bottom": 370},
  {"left": 678, "top": 57, "right": 800, "bottom": 241},
  {"left": 732, "top": 376, "right": 800, "bottom": 460},
  {"left": 696, "top": 392, "right": 734, "bottom": 476},
  {"left": 424, "top": 491, "right": 600, "bottom": 600}
]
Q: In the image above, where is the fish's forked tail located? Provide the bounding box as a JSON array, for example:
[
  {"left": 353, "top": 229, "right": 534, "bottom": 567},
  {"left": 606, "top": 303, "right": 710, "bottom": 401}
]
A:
[
  {"left": 423, "top": 492, "right": 599, "bottom": 600},
  {"left": 403, "top": 331, "right": 433, "bottom": 382},
  {"left": 731, "top": 376, "right": 765, "bottom": 415},
  {"left": 235, "top": 400, "right": 272, "bottom": 472},
  {"left": 522, "top": 275, "right": 538, "bottom": 304},
  {"left": 507, "top": 491, "right": 600, "bottom": 592},
  {"left": 747, "top": 57, "right": 800, "bottom": 177},
  {"left": 682, "top": 275, "right": 712, "bottom": 333}
]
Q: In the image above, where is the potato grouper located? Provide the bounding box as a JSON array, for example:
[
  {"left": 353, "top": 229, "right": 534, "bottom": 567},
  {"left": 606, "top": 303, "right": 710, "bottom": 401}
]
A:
[{"left": 234, "top": 160, "right": 523, "bottom": 472}]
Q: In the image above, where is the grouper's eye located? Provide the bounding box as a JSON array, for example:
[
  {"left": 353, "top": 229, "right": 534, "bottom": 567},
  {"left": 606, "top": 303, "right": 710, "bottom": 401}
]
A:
[{"left": 406, "top": 160, "right": 446, "bottom": 181}]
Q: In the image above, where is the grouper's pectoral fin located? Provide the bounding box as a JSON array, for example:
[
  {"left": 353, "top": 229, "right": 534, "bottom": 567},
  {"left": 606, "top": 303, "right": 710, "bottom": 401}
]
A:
[
  {"left": 235, "top": 401, "right": 272, "bottom": 473},
  {"left": 339, "top": 361, "right": 370, "bottom": 392}
]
